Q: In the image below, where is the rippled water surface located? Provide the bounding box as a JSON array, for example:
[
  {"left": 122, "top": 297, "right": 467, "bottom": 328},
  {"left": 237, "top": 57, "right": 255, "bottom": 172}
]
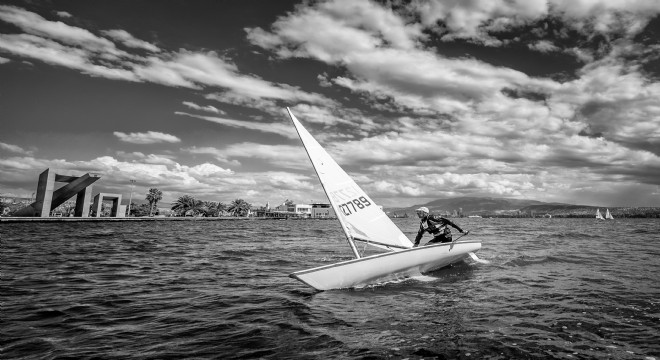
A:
[{"left": 2, "top": 218, "right": 659, "bottom": 359}]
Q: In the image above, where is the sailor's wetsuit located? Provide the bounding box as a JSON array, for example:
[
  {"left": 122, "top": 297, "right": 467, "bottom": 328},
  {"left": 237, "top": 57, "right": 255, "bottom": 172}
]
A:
[{"left": 414, "top": 214, "right": 464, "bottom": 246}]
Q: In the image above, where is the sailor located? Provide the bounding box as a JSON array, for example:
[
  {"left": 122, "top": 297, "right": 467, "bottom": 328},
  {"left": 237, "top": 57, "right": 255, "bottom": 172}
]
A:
[{"left": 413, "top": 207, "right": 467, "bottom": 247}]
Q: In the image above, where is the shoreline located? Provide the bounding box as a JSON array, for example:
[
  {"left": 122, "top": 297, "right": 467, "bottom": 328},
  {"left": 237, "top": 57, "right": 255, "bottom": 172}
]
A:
[{"left": 0, "top": 216, "right": 295, "bottom": 223}]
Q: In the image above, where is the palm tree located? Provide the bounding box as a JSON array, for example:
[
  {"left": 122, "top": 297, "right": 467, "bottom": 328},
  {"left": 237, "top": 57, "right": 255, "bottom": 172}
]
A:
[
  {"left": 145, "top": 188, "right": 163, "bottom": 216},
  {"left": 216, "top": 202, "right": 228, "bottom": 217},
  {"left": 187, "top": 199, "right": 204, "bottom": 217},
  {"left": 171, "top": 195, "right": 196, "bottom": 216},
  {"left": 228, "top": 198, "right": 251, "bottom": 217},
  {"left": 201, "top": 201, "right": 218, "bottom": 217}
]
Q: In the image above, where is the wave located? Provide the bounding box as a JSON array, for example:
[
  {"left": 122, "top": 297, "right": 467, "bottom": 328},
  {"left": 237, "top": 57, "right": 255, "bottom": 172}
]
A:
[
  {"left": 502, "top": 254, "right": 586, "bottom": 267},
  {"left": 3, "top": 219, "right": 659, "bottom": 359}
]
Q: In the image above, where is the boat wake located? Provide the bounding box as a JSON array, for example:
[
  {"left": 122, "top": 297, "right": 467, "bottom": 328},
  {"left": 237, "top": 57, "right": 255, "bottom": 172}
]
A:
[
  {"left": 469, "top": 252, "right": 490, "bottom": 264},
  {"left": 409, "top": 274, "right": 439, "bottom": 282}
]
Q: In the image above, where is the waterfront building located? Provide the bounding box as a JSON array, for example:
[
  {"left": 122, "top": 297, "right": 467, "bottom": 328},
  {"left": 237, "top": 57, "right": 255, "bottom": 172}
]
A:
[
  {"left": 273, "top": 203, "right": 311, "bottom": 217},
  {"left": 310, "top": 203, "right": 335, "bottom": 218},
  {"left": 250, "top": 201, "right": 337, "bottom": 218}
]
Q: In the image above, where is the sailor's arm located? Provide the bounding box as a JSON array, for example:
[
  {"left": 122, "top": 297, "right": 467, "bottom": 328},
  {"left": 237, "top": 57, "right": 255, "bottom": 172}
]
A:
[
  {"left": 413, "top": 225, "right": 424, "bottom": 247},
  {"left": 442, "top": 217, "right": 465, "bottom": 233},
  {"left": 428, "top": 214, "right": 456, "bottom": 229}
]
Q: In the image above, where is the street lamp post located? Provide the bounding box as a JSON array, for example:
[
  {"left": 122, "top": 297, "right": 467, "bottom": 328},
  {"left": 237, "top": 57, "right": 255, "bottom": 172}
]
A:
[{"left": 127, "top": 180, "right": 135, "bottom": 217}]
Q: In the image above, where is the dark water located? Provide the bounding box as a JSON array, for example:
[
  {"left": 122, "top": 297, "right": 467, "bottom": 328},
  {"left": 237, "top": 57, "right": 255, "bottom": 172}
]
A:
[{"left": 2, "top": 218, "right": 659, "bottom": 359}]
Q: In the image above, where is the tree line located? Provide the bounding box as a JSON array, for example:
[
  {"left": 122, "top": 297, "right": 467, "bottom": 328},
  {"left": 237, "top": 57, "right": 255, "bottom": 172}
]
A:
[
  {"left": 130, "top": 188, "right": 253, "bottom": 217},
  {"left": 0, "top": 188, "right": 253, "bottom": 217}
]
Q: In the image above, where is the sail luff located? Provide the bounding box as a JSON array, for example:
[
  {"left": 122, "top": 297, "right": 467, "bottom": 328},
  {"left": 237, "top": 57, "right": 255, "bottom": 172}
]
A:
[
  {"left": 286, "top": 108, "right": 361, "bottom": 258},
  {"left": 285, "top": 107, "right": 412, "bottom": 252}
]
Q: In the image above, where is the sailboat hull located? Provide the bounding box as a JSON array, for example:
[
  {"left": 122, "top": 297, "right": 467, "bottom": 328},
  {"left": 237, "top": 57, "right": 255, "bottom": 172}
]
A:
[{"left": 290, "top": 240, "right": 481, "bottom": 290}]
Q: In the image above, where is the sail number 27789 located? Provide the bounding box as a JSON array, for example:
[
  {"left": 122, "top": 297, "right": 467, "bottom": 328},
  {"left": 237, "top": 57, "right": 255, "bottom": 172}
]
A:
[{"left": 339, "top": 196, "right": 371, "bottom": 216}]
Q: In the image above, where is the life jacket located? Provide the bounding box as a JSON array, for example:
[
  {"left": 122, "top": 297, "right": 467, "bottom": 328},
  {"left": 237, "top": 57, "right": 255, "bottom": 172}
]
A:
[{"left": 421, "top": 216, "right": 450, "bottom": 237}]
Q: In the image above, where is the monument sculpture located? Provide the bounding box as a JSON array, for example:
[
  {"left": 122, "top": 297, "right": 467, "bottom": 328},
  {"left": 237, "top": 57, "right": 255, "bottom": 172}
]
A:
[
  {"left": 14, "top": 168, "right": 100, "bottom": 217},
  {"left": 91, "top": 193, "right": 125, "bottom": 218}
]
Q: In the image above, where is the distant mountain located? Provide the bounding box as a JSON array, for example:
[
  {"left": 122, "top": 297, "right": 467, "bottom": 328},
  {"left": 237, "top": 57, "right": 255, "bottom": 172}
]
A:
[
  {"left": 387, "top": 197, "right": 547, "bottom": 216},
  {"left": 385, "top": 197, "right": 660, "bottom": 218}
]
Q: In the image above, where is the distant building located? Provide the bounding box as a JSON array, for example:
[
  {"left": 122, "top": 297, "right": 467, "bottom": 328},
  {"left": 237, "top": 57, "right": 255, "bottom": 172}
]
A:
[
  {"left": 274, "top": 203, "right": 312, "bottom": 217},
  {"left": 310, "top": 203, "right": 335, "bottom": 218},
  {"left": 0, "top": 196, "right": 31, "bottom": 205}
]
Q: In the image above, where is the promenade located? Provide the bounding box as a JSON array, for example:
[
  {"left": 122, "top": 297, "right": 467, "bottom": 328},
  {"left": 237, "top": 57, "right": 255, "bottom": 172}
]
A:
[{"left": 0, "top": 216, "right": 273, "bottom": 223}]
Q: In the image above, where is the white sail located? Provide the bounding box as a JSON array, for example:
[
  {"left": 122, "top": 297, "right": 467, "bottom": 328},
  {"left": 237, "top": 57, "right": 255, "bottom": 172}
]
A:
[
  {"left": 287, "top": 108, "right": 412, "bottom": 252},
  {"left": 286, "top": 107, "right": 481, "bottom": 290},
  {"left": 596, "top": 208, "right": 604, "bottom": 220},
  {"left": 605, "top": 209, "right": 614, "bottom": 219}
]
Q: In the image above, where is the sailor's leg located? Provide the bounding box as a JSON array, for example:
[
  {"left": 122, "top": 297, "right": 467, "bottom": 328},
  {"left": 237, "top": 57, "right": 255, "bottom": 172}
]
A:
[{"left": 427, "top": 235, "right": 448, "bottom": 244}]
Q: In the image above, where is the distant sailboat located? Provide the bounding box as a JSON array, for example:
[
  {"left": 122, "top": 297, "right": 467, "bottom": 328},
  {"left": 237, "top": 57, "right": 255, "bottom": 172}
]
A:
[
  {"left": 286, "top": 108, "right": 481, "bottom": 290},
  {"left": 596, "top": 208, "right": 604, "bottom": 220},
  {"left": 605, "top": 209, "right": 614, "bottom": 219}
]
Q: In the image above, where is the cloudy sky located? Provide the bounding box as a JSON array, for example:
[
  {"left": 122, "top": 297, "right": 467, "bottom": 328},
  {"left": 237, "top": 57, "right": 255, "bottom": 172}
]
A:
[{"left": 1, "top": 0, "right": 659, "bottom": 208}]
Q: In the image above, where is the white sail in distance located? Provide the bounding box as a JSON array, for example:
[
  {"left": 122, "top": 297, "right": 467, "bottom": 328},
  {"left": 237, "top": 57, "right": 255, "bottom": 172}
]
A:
[
  {"left": 605, "top": 209, "right": 614, "bottom": 219},
  {"left": 287, "top": 108, "right": 412, "bottom": 251}
]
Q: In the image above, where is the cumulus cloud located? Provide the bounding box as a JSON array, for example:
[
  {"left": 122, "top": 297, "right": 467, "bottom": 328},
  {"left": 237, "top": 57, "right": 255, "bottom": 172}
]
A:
[
  {"left": 410, "top": 0, "right": 547, "bottom": 44},
  {"left": 175, "top": 112, "right": 298, "bottom": 139},
  {"left": 113, "top": 131, "right": 182, "bottom": 144},
  {"left": 528, "top": 40, "right": 560, "bottom": 53},
  {"left": 0, "top": 153, "right": 326, "bottom": 206},
  {"left": 408, "top": 0, "right": 660, "bottom": 44},
  {"left": 0, "top": 141, "right": 33, "bottom": 155},
  {"left": 182, "top": 146, "right": 241, "bottom": 166},
  {"left": 182, "top": 101, "right": 225, "bottom": 114},
  {"left": 0, "top": 5, "right": 117, "bottom": 51},
  {"left": 132, "top": 50, "right": 334, "bottom": 106},
  {"left": 101, "top": 29, "right": 160, "bottom": 52},
  {"left": 222, "top": 143, "right": 309, "bottom": 169},
  {"left": 0, "top": 5, "right": 335, "bottom": 110},
  {"left": 115, "top": 151, "right": 178, "bottom": 165},
  {"left": 246, "top": 0, "right": 560, "bottom": 118},
  {"left": 56, "top": 11, "right": 72, "bottom": 18},
  {"left": 0, "top": 33, "right": 138, "bottom": 80},
  {"left": 243, "top": 0, "right": 660, "bottom": 204},
  {"left": 3, "top": 2, "right": 660, "bottom": 207},
  {"left": 549, "top": 63, "right": 660, "bottom": 154}
]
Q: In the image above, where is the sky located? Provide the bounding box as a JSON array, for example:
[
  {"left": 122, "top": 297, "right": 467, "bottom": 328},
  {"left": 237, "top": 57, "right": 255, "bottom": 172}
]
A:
[{"left": 1, "top": 0, "right": 659, "bottom": 208}]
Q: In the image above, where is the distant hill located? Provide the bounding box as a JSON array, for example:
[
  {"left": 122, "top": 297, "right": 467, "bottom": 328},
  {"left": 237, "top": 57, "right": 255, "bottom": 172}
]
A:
[
  {"left": 386, "top": 197, "right": 660, "bottom": 218},
  {"left": 387, "top": 197, "right": 545, "bottom": 216}
]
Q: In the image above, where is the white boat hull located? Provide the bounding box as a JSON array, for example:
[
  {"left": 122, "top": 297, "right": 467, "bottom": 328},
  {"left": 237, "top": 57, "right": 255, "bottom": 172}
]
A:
[{"left": 290, "top": 240, "right": 482, "bottom": 290}]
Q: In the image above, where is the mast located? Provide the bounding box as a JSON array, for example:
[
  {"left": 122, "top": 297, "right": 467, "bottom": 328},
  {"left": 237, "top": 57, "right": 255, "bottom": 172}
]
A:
[{"left": 286, "top": 108, "right": 361, "bottom": 259}]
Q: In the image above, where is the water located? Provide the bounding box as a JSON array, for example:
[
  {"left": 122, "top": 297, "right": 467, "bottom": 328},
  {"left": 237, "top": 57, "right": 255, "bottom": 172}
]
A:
[{"left": 2, "top": 218, "right": 659, "bottom": 359}]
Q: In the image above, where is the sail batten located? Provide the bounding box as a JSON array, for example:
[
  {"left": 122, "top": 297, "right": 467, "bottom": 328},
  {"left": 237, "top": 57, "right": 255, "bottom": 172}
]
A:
[{"left": 286, "top": 108, "right": 413, "bottom": 252}]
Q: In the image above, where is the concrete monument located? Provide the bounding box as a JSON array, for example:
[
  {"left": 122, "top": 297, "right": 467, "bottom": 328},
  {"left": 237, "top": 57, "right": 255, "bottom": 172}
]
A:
[
  {"left": 91, "top": 193, "right": 125, "bottom": 218},
  {"left": 14, "top": 168, "right": 100, "bottom": 217}
]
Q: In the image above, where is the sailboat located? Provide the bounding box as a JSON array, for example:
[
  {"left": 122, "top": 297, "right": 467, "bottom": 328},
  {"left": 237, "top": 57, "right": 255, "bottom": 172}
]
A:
[
  {"left": 286, "top": 108, "right": 482, "bottom": 291},
  {"left": 596, "top": 208, "right": 604, "bottom": 220},
  {"left": 605, "top": 209, "right": 614, "bottom": 219}
]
